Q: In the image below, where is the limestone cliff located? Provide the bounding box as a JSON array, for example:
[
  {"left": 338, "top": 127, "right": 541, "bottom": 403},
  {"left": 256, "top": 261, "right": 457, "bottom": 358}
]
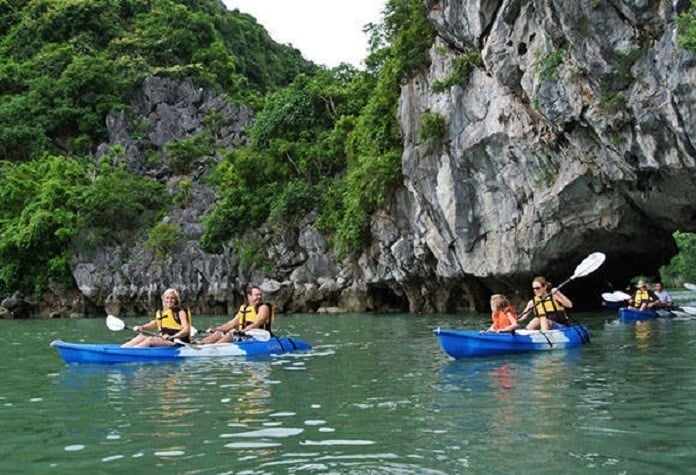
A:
[
  {"left": 9, "top": 1, "right": 696, "bottom": 318},
  {"left": 375, "top": 0, "right": 696, "bottom": 310}
]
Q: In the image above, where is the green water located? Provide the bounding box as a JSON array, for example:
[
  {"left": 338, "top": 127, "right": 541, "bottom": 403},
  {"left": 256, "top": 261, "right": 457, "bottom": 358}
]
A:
[{"left": 3, "top": 304, "right": 696, "bottom": 474}]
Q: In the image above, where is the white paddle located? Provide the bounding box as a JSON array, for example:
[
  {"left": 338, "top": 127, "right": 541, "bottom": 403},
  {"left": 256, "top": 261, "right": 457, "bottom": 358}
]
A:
[
  {"left": 242, "top": 328, "right": 271, "bottom": 342},
  {"left": 602, "top": 290, "right": 631, "bottom": 302},
  {"left": 681, "top": 306, "right": 696, "bottom": 315},
  {"left": 106, "top": 314, "right": 158, "bottom": 336},
  {"left": 105, "top": 314, "right": 200, "bottom": 347},
  {"left": 613, "top": 290, "right": 632, "bottom": 300},
  {"left": 555, "top": 252, "right": 607, "bottom": 289},
  {"left": 684, "top": 283, "right": 696, "bottom": 292},
  {"left": 519, "top": 251, "right": 606, "bottom": 320},
  {"left": 517, "top": 252, "right": 606, "bottom": 347}
]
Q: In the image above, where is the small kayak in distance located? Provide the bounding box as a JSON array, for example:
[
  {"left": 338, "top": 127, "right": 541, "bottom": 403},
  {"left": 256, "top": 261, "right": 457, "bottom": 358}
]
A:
[
  {"left": 433, "top": 326, "right": 591, "bottom": 359},
  {"left": 51, "top": 336, "right": 312, "bottom": 364},
  {"left": 619, "top": 307, "right": 674, "bottom": 322}
]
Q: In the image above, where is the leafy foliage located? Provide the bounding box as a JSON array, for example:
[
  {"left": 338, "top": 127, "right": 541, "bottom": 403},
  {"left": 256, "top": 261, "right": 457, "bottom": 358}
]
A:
[
  {"left": 0, "top": 155, "right": 167, "bottom": 295},
  {"left": 677, "top": 1, "right": 696, "bottom": 54},
  {"left": 0, "top": 0, "right": 312, "bottom": 160},
  {"left": 419, "top": 111, "right": 447, "bottom": 144},
  {"left": 659, "top": 232, "right": 696, "bottom": 285},
  {"left": 202, "top": 0, "right": 435, "bottom": 257},
  {"left": 0, "top": 0, "right": 439, "bottom": 294},
  {"left": 145, "top": 221, "right": 184, "bottom": 261},
  {"left": 431, "top": 52, "right": 483, "bottom": 93}
]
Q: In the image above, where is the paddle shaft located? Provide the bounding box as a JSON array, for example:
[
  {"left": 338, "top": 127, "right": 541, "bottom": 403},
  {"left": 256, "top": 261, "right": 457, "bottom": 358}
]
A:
[
  {"left": 129, "top": 324, "right": 195, "bottom": 347},
  {"left": 124, "top": 323, "right": 160, "bottom": 337},
  {"left": 517, "top": 287, "right": 569, "bottom": 322}
]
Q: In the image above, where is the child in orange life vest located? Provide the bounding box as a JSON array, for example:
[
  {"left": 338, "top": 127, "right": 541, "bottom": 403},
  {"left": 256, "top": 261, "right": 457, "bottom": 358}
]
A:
[{"left": 487, "top": 294, "right": 519, "bottom": 333}]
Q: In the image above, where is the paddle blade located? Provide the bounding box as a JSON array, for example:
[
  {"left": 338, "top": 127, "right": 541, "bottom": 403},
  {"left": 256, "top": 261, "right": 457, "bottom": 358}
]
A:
[
  {"left": 244, "top": 329, "right": 271, "bottom": 341},
  {"left": 105, "top": 314, "right": 126, "bottom": 331},
  {"left": 602, "top": 291, "right": 631, "bottom": 302},
  {"left": 613, "top": 290, "right": 632, "bottom": 300},
  {"left": 681, "top": 306, "right": 696, "bottom": 316},
  {"left": 572, "top": 252, "right": 606, "bottom": 279},
  {"left": 684, "top": 283, "right": 696, "bottom": 292},
  {"left": 602, "top": 292, "right": 623, "bottom": 302}
]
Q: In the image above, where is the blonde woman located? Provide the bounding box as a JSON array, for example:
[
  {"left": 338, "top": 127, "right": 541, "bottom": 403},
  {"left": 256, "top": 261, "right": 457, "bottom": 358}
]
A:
[
  {"left": 121, "top": 288, "right": 191, "bottom": 347},
  {"left": 487, "top": 294, "right": 518, "bottom": 333}
]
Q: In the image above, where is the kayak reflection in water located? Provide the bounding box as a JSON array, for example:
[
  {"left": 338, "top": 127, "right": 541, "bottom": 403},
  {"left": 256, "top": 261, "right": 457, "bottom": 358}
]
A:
[
  {"left": 518, "top": 276, "right": 573, "bottom": 331},
  {"left": 121, "top": 288, "right": 191, "bottom": 347}
]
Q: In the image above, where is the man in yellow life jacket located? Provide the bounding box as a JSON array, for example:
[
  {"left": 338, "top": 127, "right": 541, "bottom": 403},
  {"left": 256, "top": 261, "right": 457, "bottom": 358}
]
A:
[
  {"left": 628, "top": 280, "right": 659, "bottom": 311},
  {"left": 198, "top": 284, "right": 274, "bottom": 344}
]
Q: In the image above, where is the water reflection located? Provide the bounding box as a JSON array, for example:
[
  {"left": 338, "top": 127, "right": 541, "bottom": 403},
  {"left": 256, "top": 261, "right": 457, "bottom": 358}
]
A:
[
  {"left": 55, "top": 358, "right": 287, "bottom": 464},
  {"left": 9, "top": 313, "right": 696, "bottom": 473}
]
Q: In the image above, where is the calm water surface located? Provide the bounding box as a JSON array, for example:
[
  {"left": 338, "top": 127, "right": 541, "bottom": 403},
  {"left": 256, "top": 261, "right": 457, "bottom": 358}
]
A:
[{"left": 3, "top": 295, "right": 696, "bottom": 474}]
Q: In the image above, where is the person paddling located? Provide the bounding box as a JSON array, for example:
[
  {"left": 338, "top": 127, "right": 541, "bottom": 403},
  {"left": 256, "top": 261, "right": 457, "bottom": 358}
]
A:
[
  {"left": 121, "top": 288, "right": 191, "bottom": 347},
  {"left": 518, "top": 276, "right": 573, "bottom": 330},
  {"left": 197, "top": 284, "right": 274, "bottom": 344},
  {"left": 652, "top": 282, "right": 673, "bottom": 310},
  {"left": 627, "top": 280, "right": 659, "bottom": 311}
]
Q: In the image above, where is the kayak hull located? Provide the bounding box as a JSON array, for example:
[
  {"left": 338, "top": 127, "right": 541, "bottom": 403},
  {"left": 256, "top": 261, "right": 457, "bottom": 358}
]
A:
[
  {"left": 602, "top": 300, "right": 625, "bottom": 311},
  {"left": 433, "top": 326, "right": 591, "bottom": 359},
  {"left": 51, "top": 337, "right": 312, "bottom": 364},
  {"left": 619, "top": 307, "right": 674, "bottom": 322}
]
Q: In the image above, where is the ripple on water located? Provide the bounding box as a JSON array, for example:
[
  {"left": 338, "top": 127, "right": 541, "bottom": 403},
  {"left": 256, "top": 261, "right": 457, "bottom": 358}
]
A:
[
  {"left": 300, "top": 439, "right": 375, "bottom": 446},
  {"left": 223, "top": 441, "right": 282, "bottom": 449},
  {"left": 64, "top": 445, "right": 85, "bottom": 452},
  {"left": 153, "top": 450, "right": 185, "bottom": 457},
  {"left": 304, "top": 419, "right": 326, "bottom": 426},
  {"left": 220, "top": 427, "right": 304, "bottom": 438}
]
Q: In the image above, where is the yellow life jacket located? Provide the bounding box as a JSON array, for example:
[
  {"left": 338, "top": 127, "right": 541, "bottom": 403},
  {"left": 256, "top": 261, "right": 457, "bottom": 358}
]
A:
[
  {"left": 634, "top": 289, "right": 654, "bottom": 306},
  {"left": 533, "top": 295, "right": 567, "bottom": 322},
  {"left": 238, "top": 303, "right": 275, "bottom": 331},
  {"left": 155, "top": 307, "right": 192, "bottom": 336}
]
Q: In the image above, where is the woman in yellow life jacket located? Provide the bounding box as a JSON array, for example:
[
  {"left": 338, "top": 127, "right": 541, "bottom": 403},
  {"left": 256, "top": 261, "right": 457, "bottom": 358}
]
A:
[
  {"left": 628, "top": 280, "right": 659, "bottom": 311},
  {"left": 198, "top": 284, "right": 274, "bottom": 344},
  {"left": 518, "top": 276, "right": 573, "bottom": 331},
  {"left": 121, "top": 288, "right": 191, "bottom": 347}
]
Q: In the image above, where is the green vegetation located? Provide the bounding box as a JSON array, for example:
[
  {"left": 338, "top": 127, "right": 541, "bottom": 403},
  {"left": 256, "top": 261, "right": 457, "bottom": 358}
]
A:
[
  {"left": 431, "top": 52, "right": 483, "bottom": 93},
  {"left": 145, "top": 221, "right": 184, "bottom": 261},
  {"left": 0, "top": 0, "right": 311, "bottom": 161},
  {"left": 0, "top": 0, "right": 310, "bottom": 296},
  {"left": 202, "top": 0, "right": 435, "bottom": 256},
  {"left": 660, "top": 232, "right": 696, "bottom": 285},
  {"left": 677, "top": 1, "right": 696, "bottom": 54},
  {"left": 533, "top": 160, "right": 560, "bottom": 188},
  {"left": 538, "top": 46, "right": 568, "bottom": 81},
  {"left": 419, "top": 111, "right": 447, "bottom": 144},
  {"left": 0, "top": 0, "right": 436, "bottom": 296},
  {"left": 0, "top": 155, "right": 167, "bottom": 295},
  {"left": 662, "top": 4, "right": 696, "bottom": 285}
]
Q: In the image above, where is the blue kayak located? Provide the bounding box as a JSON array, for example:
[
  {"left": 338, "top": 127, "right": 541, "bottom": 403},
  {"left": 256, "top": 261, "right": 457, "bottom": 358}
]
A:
[
  {"left": 602, "top": 300, "right": 625, "bottom": 311},
  {"left": 619, "top": 307, "right": 674, "bottom": 322},
  {"left": 433, "top": 326, "right": 591, "bottom": 358},
  {"left": 51, "top": 336, "right": 312, "bottom": 364}
]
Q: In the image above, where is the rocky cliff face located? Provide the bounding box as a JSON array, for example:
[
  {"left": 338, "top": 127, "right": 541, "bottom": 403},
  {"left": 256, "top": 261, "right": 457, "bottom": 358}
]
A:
[
  {"left": 8, "top": 1, "right": 696, "bottom": 318},
  {"left": 378, "top": 0, "right": 696, "bottom": 309}
]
